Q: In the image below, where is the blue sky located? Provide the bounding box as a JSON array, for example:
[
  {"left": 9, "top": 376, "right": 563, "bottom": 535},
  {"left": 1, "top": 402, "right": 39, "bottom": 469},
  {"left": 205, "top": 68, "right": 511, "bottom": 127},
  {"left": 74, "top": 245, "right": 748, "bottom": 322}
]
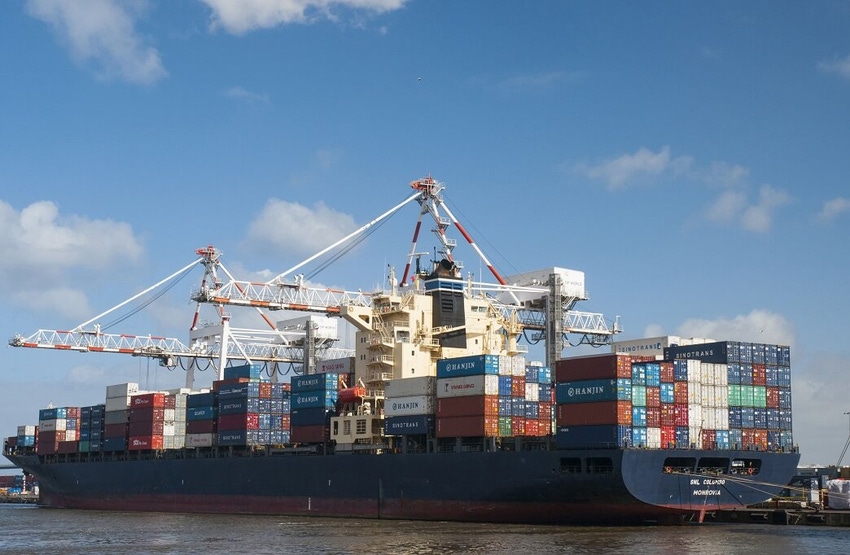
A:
[{"left": 1, "top": 1, "right": 849, "bottom": 467}]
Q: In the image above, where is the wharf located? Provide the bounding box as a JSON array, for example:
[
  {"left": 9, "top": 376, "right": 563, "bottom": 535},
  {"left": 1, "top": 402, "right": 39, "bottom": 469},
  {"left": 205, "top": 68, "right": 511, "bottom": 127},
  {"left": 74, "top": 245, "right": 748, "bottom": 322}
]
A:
[{"left": 704, "top": 507, "right": 850, "bottom": 526}]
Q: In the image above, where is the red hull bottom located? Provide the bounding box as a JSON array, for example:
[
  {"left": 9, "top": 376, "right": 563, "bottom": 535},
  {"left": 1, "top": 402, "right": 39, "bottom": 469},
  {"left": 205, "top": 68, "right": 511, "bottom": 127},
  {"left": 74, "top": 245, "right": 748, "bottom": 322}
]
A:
[{"left": 39, "top": 491, "right": 692, "bottom": 525}]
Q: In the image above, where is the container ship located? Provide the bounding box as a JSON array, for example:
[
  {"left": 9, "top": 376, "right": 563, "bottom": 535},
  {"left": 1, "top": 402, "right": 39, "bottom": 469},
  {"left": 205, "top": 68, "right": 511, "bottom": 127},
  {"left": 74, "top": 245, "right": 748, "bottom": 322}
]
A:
[{"left": 4, "top": 177, "right": 800, "bottom": 524}]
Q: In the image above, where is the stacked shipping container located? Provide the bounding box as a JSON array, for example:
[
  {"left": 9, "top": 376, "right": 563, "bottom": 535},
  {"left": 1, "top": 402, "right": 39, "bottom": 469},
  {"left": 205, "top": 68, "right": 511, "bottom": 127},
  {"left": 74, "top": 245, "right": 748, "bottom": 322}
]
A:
[
  {"left": 554, "top": 342, "right": 793, "bottom": 451},
  {"left": 433, "top": 355, "right": 553, "bottom": 438}
]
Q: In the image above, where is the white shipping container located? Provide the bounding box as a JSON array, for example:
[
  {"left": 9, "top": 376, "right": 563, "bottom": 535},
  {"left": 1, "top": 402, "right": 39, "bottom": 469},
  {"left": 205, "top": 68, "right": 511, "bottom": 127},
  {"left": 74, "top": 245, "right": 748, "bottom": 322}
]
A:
[
  {"left": 687, "top": 360, "right": 701, "bottom": 383},
  {"left": 384, "top": 394, "right": 435, "bottom": 417},
  {"left": 688, "top": 382, "right": 702, "bottom": 405},
  {"left": 105, "top": 396, "right": 132, "bottom": 412},
  {"left": 316, "top": 356, "right": 354, "bottom": 375},
  {"left": 16, "top": 425, "right": 36, "bottom": 436},
  {"left": 689, "top": 405, "right": 703, "bottom": 430},
  {"left": 185, "top": 433, "right": 215, "bottom": 447},
  {"left": 384, "top": 376, "right": 436, "bottom": 398},
  {"left": 716, "top": 364, "right": 728, "bottom": 386},
  {"left": 163, "top": 423, "right": 176, "bottom": 436},
  {"left": 38, "top": 418, "right": 66, "bottom": 432},
  {"left": 524, "top": 383, "right": 540, "bottom": 402},
  {"left": 716, "top": 407, "right": 729, "bottom": 430},
  {"left": 704, "top": 408, "right": 717, "bottom": 430},
  {"left": 512, "top": 356, "right": 526, "bottom": 377},
  {"left": 164, "top": 409, "right": 176, "bottom": 422},
  {"left": 63, "top": 430, "right": 77, "bottom": 442},
  {"left": 498, "top": 356, "right": 512, "bottom": 376},
  {"left": 646, "top": 427, "right": 662, "bottom": 449},
  {"left": 436, "top": 374, "right": 499, "bottom": 398},
  {"left": 106, "top": 382, "right": 140, "bottom": 399}
]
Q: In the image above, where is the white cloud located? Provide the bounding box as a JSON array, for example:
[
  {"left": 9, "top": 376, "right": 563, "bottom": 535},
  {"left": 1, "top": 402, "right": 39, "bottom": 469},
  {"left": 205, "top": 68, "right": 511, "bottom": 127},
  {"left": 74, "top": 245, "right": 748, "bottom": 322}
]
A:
[
  {"left": 702, "top": 161, "right": 749, "bottom": 187},
  {"left": 246, "top": 199, "right": 358, "bottom": 257},
  {"left": 498, "top": 70, "right": 582, "bottom": 94},
  {"left": 817, "top": 197, "right": 850, "bottom": 222},
  {"left": 199, "top": 0, "right": 407, "bottom": 34},
  {"left": 26, "top": 0, "right": 166, "bottom": 85},
  {"left": 0, "top": 199, "right": 143, "bottom": 318},
  {"left": 818, "top": 54, "right": 850, "bottom": 81},
  {"left": 223, "top": 86, "right": 271, "bottom": 105},
  {"left": 705, "top": 190, "right": 747, "bottom": 223},
  {"left": 740, "top": 185, "right": 791, "bottom": 233},
  {"left": 576, "top": 146, "right": 693, "bottom": 190},
  {"left": 676, "top": 309, "right": 796, "bottom": 348},
  {"left": 704, "top": 185, "right": 791, "bottom": 233}
]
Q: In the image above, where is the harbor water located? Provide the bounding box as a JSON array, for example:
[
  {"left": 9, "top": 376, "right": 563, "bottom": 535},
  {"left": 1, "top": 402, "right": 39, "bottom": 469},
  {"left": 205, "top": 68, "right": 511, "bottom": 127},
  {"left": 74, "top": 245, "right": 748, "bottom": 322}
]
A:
[{"left": 0, "top": 504, "right": 847, "bottom": 554}]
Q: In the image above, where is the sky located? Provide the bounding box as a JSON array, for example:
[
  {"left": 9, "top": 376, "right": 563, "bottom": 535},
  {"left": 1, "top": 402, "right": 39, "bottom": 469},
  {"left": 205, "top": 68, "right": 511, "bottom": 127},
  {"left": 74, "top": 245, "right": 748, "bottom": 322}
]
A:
[{"left": 1, "top": 0, "right": 849, "bottom": 468}]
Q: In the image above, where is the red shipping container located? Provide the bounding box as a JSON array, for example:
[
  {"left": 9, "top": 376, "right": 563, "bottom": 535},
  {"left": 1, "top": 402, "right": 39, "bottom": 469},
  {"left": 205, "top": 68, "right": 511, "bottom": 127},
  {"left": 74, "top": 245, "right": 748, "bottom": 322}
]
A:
[
  {"left": 556, "top": 401, "right": 632, "bottom": 427},
  {"left": 511, "top": 376, "right": 526, "bottom": 398},
  {"left": 660, "top": 404, "right": 675, "bottom": 427},
  {"left": 104, "top": 423, "right": 128, "bottom": 438},
  {"left": 65, "top": 407, "right": 81, "bottom": 418},
  {"left": 752, "top": 364, "right": 767, "bottom": 387},
  {"left": 130, "top": 393, "right": 166, "bottom": 409},
  {"left": 766, "top": 387, "right": 780, "bottom": 409},
  {"left": 129, "top": 407, "right": 166, "bottom": 423},
  {"left": 701, "top": 430, "right": 716, "bottom": 450},
  {"left": 36, "top": 430, "right": 62, "bottom": 455},
  {"left": 218, "top": 413, "right": 259, "bottom": 431},
  {"left": 555, "top": 354, "right": 633, "bottom": 382},
  {"left": 661, "top": 425, "right": 676, "bottom": 449},
  {"left": 673, "top": 382, "right": 688, "bottom": 405},
  {"left": 537, "top": 417, "right": 551, "bottom": 435},
  {"left": 129, "top": 420, "right": 165, "bottom": 437},
  {"left": 753, "top": 429, "right": 768, "bottom": 450},
  {"left": 742, "top": 429, "right": 756, "bottom": 449},
  {"left": 57, "top": 440, "right": 78, "bottom": 454},
  {"left": 259, "top": 382, "right": 272, "bottom": 399},
  {"left": 164, "top": 396, "right": 176, "bottom": 409},
  {"left": 525, "top": 419, "right": 540, "bottom": 437},
  {"left": 290, "top": 424, "right": 327, "bottom": 443},
  {"left": 646, "top": 387, "right": 660, "bottom": 408},
  {"left": 212, "top": 377, "right": 251, "bottom": 393},
  {"left": 436, "top": 415, "right": 499, "bottom": 438},
  {"left": 186, "top": 420, "right": 216, "bottom": 434},
  {"left": 539, "top": 402, "right": 552, "bottom": 420},
  {"left": 280, "top": 415, "right": 291, "bottom": 431},
  {"left": 659, "top": 362, "right": 674, "bottom": 383},
  {"left": 646, "top": 407, "right": 661, "bottom": 428},
  {"left": 281, "top": 383, "right": 292, "bottom": 392},
  {"left": 128, "top": 435, "right": 164, "bottom": 451},
  {"left": 512, "top": 416, "right": 526, "bottom": 436},
  {"left": 674, "top": 404, "right": 689, "bottom": 427},
  {"left": 436, "top": 395, "right": 499, "bottom": 418}
]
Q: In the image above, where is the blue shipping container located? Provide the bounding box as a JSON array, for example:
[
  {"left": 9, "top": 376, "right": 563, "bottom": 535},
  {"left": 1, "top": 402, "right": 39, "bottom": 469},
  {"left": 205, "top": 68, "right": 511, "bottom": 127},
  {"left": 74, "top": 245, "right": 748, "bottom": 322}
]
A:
[
  {"left": 290, "top": 407, "right": 333, "bottom": 427},
  {"left": 187, "top": 406, "right": 216, "bottom": 421},
  {"left": 291, "top": 390, "right": 338, "bottom": 409},
  {"left": 188, "top": 392, "right": 217, "bottom": 408},
  {"left": 664, "top": 341, "right": 730, "bottom": 364},
  {"left": 555, "top": 379, "right": 619, "bottom": 404},
  {"left": 219, "top": 396, "right": 261, "bottom": 415},
  {"left": 436, "top": 355, "right": 499, "bottom": 379},
  {"left": 217, "top": 429, "right": 261, "bottom": 446},
  {"left": 291, "top": 373, "right": 339, "bottom": 393},
  {"left": 223, "top": 363, "right": 264, "bottom": 380},
  {"left": 384, "top": 415, "right": 435, "bottom": 436},
  {"left": 555, "top": 425, "right": 631, "bottom": 448}
]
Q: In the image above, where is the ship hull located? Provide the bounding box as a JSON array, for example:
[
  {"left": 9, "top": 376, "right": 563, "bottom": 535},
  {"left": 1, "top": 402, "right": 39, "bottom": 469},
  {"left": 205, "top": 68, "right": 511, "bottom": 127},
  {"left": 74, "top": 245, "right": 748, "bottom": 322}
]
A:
[{"left": 6, "top": 447, "right": 799, "bottom": 525}]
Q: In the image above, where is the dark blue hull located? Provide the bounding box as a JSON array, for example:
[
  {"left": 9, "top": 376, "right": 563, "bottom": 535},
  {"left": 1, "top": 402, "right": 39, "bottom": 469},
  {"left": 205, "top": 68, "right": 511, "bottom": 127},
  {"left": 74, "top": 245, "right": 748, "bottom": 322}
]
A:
[{"left": 5, "top": 446, "right": 799, "bottom": 525}]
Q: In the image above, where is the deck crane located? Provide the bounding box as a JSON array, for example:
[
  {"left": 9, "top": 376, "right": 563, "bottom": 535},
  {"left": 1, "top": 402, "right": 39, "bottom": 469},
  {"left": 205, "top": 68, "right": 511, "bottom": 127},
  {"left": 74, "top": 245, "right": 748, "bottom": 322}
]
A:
[
  {"left": 9, "top": 175, "right": 620, "bottom": 383},
  {"left": 8, "top": 248, "right": 354, "bottom": 388},
  {"left": 188, "top": 176, "right": 621, "bottom": 368}
]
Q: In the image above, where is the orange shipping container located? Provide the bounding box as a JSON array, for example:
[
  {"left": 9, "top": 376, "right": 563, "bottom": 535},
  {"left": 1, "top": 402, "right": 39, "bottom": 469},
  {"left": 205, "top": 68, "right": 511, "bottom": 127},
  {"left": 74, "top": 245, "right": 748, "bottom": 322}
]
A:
[
  {"left": 436, "top": 415, "right": 499, "bottom": 438},
  {"left": 436, "top": 395, "right": 499, "bottom": 418},
  {"left": 554, "top": 354, "right": 633, "bottom": 382}
]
